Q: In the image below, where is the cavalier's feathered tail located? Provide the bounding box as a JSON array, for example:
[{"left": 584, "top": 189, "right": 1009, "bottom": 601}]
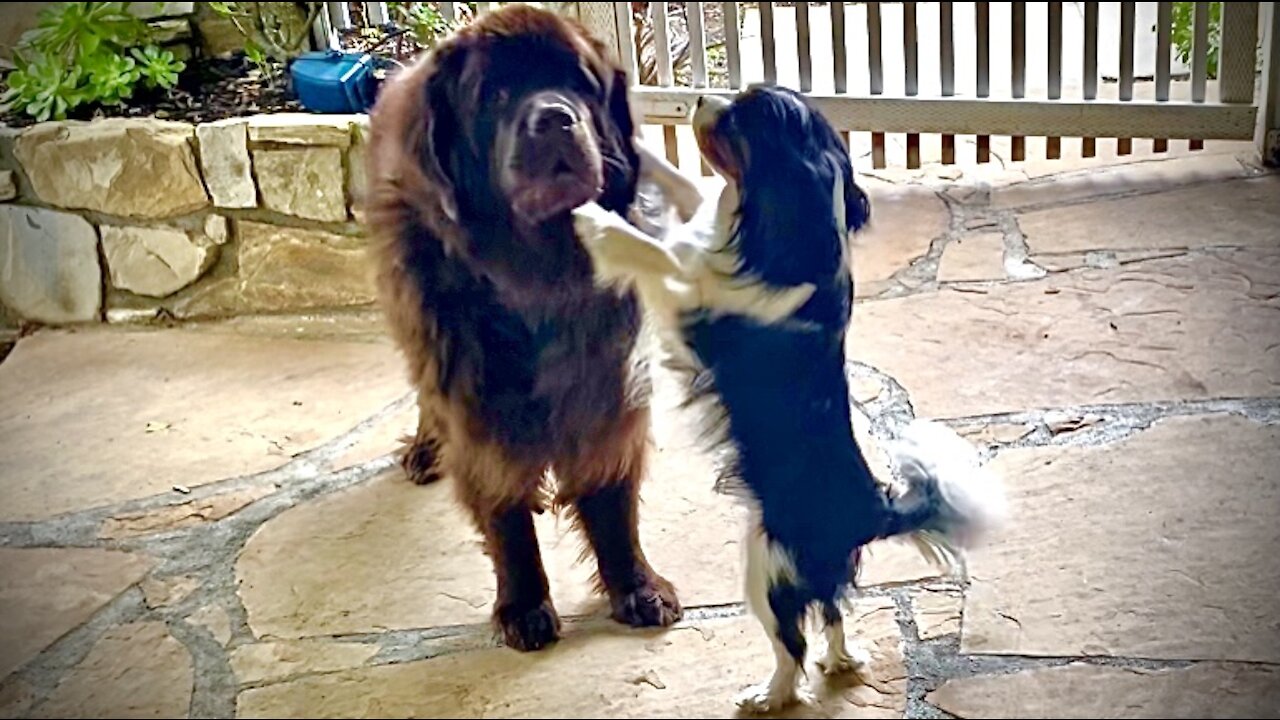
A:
[{"left": 878, "top": 418, "right": 1008, "bottom": 575}]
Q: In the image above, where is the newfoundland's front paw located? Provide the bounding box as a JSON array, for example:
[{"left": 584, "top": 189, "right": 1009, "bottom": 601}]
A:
[
  {"left": 495, "top": 598, "right": 561, "bottom": 652},
  {"left": 610, "top": 574, "right": 682, "bottom": 628}
]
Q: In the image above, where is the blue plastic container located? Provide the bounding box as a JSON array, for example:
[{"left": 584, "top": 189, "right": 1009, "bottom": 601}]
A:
[{"left": 290, "top": 50, "right": 378, "bottom": 114}]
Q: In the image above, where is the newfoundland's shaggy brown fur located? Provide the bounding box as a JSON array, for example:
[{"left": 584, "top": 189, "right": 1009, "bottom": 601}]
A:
[{"left": 364, "top": 4, "right": 680, "bottom": 651}]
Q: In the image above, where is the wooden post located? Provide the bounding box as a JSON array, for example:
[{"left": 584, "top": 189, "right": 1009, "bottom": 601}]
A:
[
  {"left": 1259, "top": 2, "right": 1280, "bottom": 166},
  {"left": 572, "top": 2, "right": 626, "bottom": 68}
]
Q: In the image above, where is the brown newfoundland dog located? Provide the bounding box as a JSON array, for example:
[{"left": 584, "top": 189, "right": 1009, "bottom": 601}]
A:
[{"left": 364, "top": 5, "right": 681, "bottom": 651}]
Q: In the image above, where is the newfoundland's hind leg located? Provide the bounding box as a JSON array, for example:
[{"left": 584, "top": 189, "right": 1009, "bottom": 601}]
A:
[
  {"left": 400, "top": 436, "right": 441, "bottom": 485},
  {"left": 401, "top": 390, "right": 445, "bottom": 485},
  {"left": 557, "top": 407, "right": 681, "bottom": 628},
  {"left": 737, "top": 525, "right": 812, "bottom": 712},
  {"left": 817, "top": 600, "right": 872, "bottom": 676}
]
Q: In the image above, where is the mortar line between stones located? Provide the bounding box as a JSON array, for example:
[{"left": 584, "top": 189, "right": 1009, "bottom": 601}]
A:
[
  {"left": 0, "top": 450, "right": 405, "bottom": 718},
  {"left": 888, "top": 587, "right": 941, "bottom": 720},
  {"left": 859, "top": 168, "right": 1278, "bottom": 305},
  {"left": 5, "top": 587, "right": 148, "bottom": 717},
  {"left": 880, "top": 583, "right": 1280, "bottom": 719},
  {"left": 863, "top": 189, "right": 961, "bottom": 302},
  {"left": 293, "top": 390, "right": 416, "bottom": 469},
  {"left": 169, "top": 615, "right": 237, "bottom": 720},
  {"left": 944, "top": 395, "right": 1280, "bottom": 423},
  {"left": 995, "top": 211, "right": 1047, "bottom": 280},
  {"left": 941, "top": 395, "right": 1280, "bottom": 449},
  {"left": 216, "top": 583, "right": 1276, "bottom": 701},
  {"left": 992, "top": 166, "right": 1274, "bottom": 215},
  {"left": 0, "top": 391, "right": 415, "bottom": 549}
]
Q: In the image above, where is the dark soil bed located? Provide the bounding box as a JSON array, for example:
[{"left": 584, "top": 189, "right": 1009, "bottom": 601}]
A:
[{"left": 1, "top": 53, "right": 305, "bottom": 129}]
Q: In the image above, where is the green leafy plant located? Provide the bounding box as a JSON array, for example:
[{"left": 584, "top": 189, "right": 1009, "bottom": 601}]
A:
[
  {"left": 24, "top": 1, "right": 149, "bottom": 63},
  {"left": 1, "top": 2, "right": 186, "bottom": 121},
  {"left": 3, "top": 61, "right": 87, "bottom": 123},
  {"left": 131, "top": 45, "right": 183, "bottom": 89},
  {"left": 85, "top": 50, "right": 141, "bottom": 105},
  {"left": 243, "top": 43, "right": 273, "bottom": 78},
  {"left": 391, "top": 2, "right": 466, "bottom": 49},
  {"left": 1159, "top": 1, "right": 1222, "bottom": 80}
]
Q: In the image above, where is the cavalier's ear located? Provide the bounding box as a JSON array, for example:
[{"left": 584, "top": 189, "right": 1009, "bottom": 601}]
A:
[
  {"left": 842, "top": 166, "right": 871, "bottom": 233},
  {"left": 696, "top": 117, "right": 745, "bottom": 183},
  {"left": 817, "top": 118, "right": 870, "bottom": 234}
]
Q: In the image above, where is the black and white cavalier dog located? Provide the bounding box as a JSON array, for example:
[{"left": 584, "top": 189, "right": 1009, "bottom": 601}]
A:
[{"left": 574, "top": 85, "right": 1006, "bottom": 711}]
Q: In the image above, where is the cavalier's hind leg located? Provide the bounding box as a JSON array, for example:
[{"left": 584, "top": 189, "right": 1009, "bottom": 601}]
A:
[
  {"left": 736, "top": 524, "right": 813, "bottom": 713},
  {"left": 816, "top": 602, "right": 872, "bottom": 676}
]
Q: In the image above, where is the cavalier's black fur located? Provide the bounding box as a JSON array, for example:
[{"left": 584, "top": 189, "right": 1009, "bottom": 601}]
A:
[{"left": 574, "top": 86, "right": 1006, "bottom": 711}]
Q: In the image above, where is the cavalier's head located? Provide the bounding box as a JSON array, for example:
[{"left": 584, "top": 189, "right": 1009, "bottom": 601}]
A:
[{"left": 692, "top": 84, "right": 869, "bottom": 239}]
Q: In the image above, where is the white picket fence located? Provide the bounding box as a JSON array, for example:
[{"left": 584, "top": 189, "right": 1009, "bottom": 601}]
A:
[
  {"left": 315, "top": 1, "right": 528, "bottom": 38},
  {"left": 319, "top": 2, "right": 1280, "bottom": 170}
]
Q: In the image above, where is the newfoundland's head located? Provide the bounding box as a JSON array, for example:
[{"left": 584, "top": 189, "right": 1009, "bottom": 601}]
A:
[{"left": 367, "top": 5, "right": 640, "bottom": 238}]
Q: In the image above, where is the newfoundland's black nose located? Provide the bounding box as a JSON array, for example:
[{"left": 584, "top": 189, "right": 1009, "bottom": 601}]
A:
[{"left": 529, "top": 99, "right": 579, "bottom": 136}]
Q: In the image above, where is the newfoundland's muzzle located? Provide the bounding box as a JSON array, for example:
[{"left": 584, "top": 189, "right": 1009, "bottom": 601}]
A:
[{"left": 501, "top": 90, "right": 604, "bottom": 223}]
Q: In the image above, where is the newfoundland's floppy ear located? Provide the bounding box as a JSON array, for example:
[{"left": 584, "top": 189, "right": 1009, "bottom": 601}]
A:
[
  {"left": 591, "top": 58, "right": 643, "bottom": 212},
  {"left": 577, "top": 26, "right": 638, "bottom": 147},
  {"left": 417, "top": 47, "right": 473, "bottom": 224},
  {"left": 366, "top": 43, "right": 470, "bottom": 228},
  {"left": 605, "top": 66, "right": 637, "bottom": 146}
]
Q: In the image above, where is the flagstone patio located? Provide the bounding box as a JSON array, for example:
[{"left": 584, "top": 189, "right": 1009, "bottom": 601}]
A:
[{"left": 1, "top": 144, "right": 1278, "bottom": 719}]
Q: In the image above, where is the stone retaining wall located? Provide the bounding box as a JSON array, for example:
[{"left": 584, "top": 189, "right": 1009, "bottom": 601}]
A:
[{"left": 0, "top": 113, "right": 374, "bottom": 326}]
